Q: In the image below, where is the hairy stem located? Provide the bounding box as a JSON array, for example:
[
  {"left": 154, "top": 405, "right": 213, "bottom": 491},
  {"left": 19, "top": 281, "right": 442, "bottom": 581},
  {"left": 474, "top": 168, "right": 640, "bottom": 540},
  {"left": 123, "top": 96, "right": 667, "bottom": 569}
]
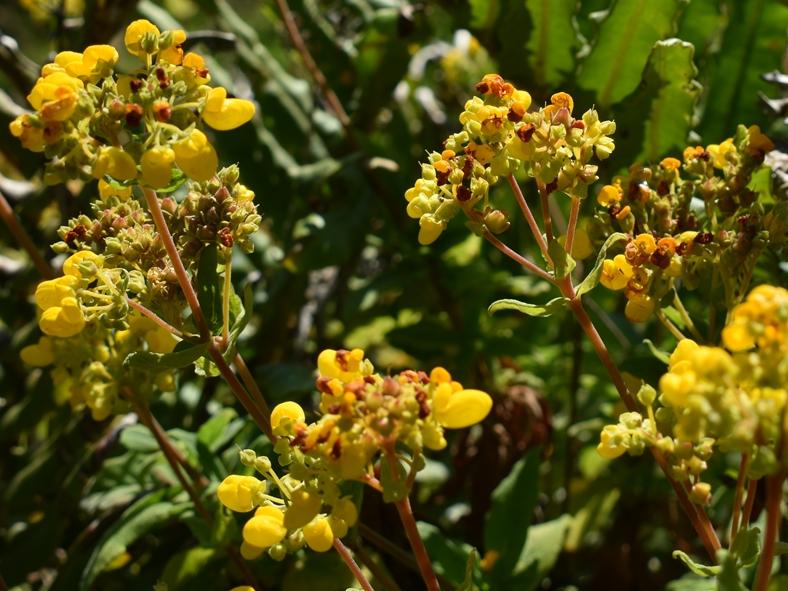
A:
[
  {"left": 565, "top": 196, "right": 581, "bottom": 257},
  {"left": 482, "top": 230, "right": 556, "bottom": 285},
  {"left": 394, "top": 496, "right": 441, "bottom": 591},
  {"left": 142, "top": 187, "right": 211, "bottom": 339},
  {"left": 0, "top": 188, "right": 53, "bottom": 279},
  {"left": 507, "top": 174, "right": 550, "bottom": 263},
  {"left": 334, "top": 538, "right": 376, "bottom": 591}
]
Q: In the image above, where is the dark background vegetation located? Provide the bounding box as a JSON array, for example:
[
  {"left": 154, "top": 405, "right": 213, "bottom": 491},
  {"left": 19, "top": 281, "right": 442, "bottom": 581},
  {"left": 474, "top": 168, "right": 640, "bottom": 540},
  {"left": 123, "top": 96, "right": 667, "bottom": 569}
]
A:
[{"left": 0, "top": 0, "right": 785, "bottom": 589}]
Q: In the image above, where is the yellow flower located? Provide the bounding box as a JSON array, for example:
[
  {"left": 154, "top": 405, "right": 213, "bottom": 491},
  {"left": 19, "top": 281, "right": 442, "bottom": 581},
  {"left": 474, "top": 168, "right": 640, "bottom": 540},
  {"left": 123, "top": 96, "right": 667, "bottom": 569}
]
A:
[
  {"left": 202, "top": 87, "right": 256, "bottom": 131},
  {"left": 173, "top": 129, "right": 218, "bottom": 182},
  {"left": 660, "top": 157, "right": 681, "bottom": 171},
  {"left": 217, "top": 475, "right": 262, "bottom": 512},
  {"left": 600, "top": 254, "right": 633, "bottom": 290},
  {"left": 746, "top": 125, "right": 774, "bottom": 157},
  {"left": 418, "top": 214, "right": 445, "bottom": 245},
  {"left": 706, "top": 138, "right": 735, "bottom": 169},
  {"left": 93, "top": 147, "right": 138, "bottom": 181},
  {"left": 144, "top": 326, "right": 177, "bottom": 354},
  {"left": 124, "top": 19, "right": 160, "bottom": 59},
  {"left": 242, "top": 506, "right": 286, "bottom": 548},
  {"left": 27, "top": 72, "right": 83, "bottom": 122},
  {"left": 432, "top": 384, "right": 492, "bottom": 429},
  {"left": 63, "top": 250, "right": 103, "bottom": 277},
  {"left": 284, "top": 490, "right": 322, "bottom": 529},
  {"left": 624, "top": 293, "right": 655, "bottom": 323},
  {"left": 38, "top": 291, "right": 85, "bottom": 338},
  {"left": 98, "top": 179, "right": 132, "bottom": 201},
  {"left": 597, "top": 181, "right": 623, "bottom": 207},
  {"left": 303, "top": 516, "right": 334, "bottom": 552},
  {"left": 159, "top": 29, "right": 187, "bottom": 64},
  {"left": 239, "top": 542, "right": 264, "bottom": 561},
  {"left": 20, "top": 337, "right": 55, "bottom": 367},
  {"left": 140, "top": 147, "right": 175, "bottom": 188},
  {"left": 270, "top": 401, "right": 305, "bottom": 430},
  {"left": 9, "top": 115, "right": 45, "bottom": 152},
  {"left": 182, "top": 52, "right": 210, "bottom": 83},
  {"left": 597, "top": 426, "right": 626, "bottom": 459},
  {"left": 58, "top": 45, "right": 118, "bottom": 82},
  {"left": 317, "top": 348, "right": 368, "bottom": 382}
]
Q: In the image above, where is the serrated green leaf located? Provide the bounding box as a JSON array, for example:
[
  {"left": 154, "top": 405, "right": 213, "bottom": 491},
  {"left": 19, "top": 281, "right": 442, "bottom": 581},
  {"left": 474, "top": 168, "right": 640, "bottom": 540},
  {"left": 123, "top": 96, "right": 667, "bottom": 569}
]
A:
[
  {"left": 80, "top": 490, "right": 190, "bottom": 590},
  {"left": 672, "top": 550, "right": 721, "bottom": 577},
  {"left": 640, "top": 39, "right": 702, "bottom": 162},
  {"left": 548, "top": 238, "right": 576, "bottom": 279},
  {"left": 579, "top": 0, "right": 688, "bottom": 106},
  {"left": 525, "top": 0, "right": 582, "bottom": 86},
  {"left": 697, "top": 0, "right": 785, "bottom": 142},
  {"left": 197, "top": 244, "right": 222, "bottom": 333},
  {"left": 124, "top": 342, "right": 208, "bottom": 372},
  {"left": 488, "top": 296, "right": 569, "bottom": 317},
  {"left": 575, "top": 232, "right": 628, "bottom": 297},
  {"left": 484, "top": 449, "right": 541, "bottom": 578}
]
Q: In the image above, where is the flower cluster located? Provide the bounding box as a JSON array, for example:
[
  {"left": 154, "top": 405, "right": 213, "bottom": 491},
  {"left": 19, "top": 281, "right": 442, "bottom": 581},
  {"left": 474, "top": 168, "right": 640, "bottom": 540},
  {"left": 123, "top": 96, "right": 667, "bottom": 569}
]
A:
[
  {"left": 598, "top": 284, "right": 788, "bottom": 499},
  {"left": 404, "top": 74, "right": 616, "bottom": 244},
  {"left": 9, "top": 19, "right": 255, "bottom": 187},
  {"left": 218, "top": 349, "right": 493, "bottom": 559},
  {"left": 594, "top": 125, "right": 777, "bottom": 322}
]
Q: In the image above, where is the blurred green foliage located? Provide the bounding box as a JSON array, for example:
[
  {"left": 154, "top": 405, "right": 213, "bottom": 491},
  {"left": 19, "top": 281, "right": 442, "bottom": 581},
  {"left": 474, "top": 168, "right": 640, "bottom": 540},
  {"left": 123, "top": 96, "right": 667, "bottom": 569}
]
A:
[{"left": 0, "top": 0, "right": 785, "bottom": 590}]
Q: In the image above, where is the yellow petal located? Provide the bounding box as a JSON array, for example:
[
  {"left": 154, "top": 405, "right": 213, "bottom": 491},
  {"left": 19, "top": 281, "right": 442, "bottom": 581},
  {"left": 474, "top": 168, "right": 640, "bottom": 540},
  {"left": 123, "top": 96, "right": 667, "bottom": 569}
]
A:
[
  {"left": 303, "top": 517, "right": 334, "bottom": 552},
  {"left": 270, "top": 401, "right": 305, "bottom": 430},
  {"left": 435, "top": 388, "right": 492, "bottom": 429},
  {"left": 217, "top": 474, "right": 261, "bottom": 513}
]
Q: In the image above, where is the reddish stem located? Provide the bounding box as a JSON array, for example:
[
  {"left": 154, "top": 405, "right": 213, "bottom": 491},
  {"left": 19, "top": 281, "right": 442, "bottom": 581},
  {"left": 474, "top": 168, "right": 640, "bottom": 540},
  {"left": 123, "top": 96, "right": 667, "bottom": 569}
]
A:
[
  {"left": 127, "top": 298, "right": 185, "bottom": 338},
  {"left": 729, "top": 454, "right": 750, "bottom": 544},
  {"left": 482, "top": 230, "right": 556, "bottom": 284},
  {"left": 334, "top": 538, "right": 376, "bottom": 591},
  {"left": 754, "top": 474, "right": 784, "bottom": 591},
  {"left": 565, "top": 196, "right": 581, "bottom": 257},
  {"left": 507, "top": 174, "right": 550, "bottom": 263},
  {"left": 394, "top": 496, "right": 441, "bottom": 591},
  {"left": 0, "top": 188, "right": 53, "bottom": 279}
]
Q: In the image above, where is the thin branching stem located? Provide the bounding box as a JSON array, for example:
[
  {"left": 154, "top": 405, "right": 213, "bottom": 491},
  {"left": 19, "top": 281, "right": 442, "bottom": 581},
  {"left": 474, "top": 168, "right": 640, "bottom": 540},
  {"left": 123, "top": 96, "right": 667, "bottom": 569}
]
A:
[
  {"left": 507, "top": 174, "right": 551, "bottom": 263},
  {"left": 729, "top": 454, "right": 750, "bottom": 544},
  {"left": 753, "top": 473, "right": 785, "bottom": 591},
  {"left": 0, "top": 188, "right": 53, "bottom": 279},
  {"left": 333, "top": 539, "right": 376, "bottom": 591}
]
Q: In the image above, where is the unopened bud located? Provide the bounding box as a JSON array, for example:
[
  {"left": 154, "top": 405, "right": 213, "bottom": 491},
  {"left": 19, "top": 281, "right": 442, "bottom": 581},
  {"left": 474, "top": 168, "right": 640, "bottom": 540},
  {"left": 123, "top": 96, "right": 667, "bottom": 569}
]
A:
[
  {"left": 239, "top": 448, "right": 257, "bottom": 466},
  {"left": 483, "top": 209, "right": 510, "bottom": 234},
  {"left": 690, "top": 482, "right": 712, "bottom": 505}
]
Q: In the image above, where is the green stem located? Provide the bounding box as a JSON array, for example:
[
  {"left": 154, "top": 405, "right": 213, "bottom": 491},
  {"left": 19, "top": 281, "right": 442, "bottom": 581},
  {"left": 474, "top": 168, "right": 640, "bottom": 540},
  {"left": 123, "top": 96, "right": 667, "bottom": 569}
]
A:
[
  {"left": 657, "top": 310, "right": 688, "bottom": 342},
  {"left": 673, "top": 292, "right": 704, "bottom": 342}
]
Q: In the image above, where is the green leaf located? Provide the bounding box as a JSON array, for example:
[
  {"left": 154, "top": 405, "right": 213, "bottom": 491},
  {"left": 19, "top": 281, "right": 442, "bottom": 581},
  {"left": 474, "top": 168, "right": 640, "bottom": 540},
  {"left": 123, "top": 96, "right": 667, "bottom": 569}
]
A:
[
  {"left": 643, "top": 338, "right": 671, "bottom": 364},
  {"left": 124, "top": 342, "right": 208, "bottom": 372},
  {"left": 457, "top": 549, "right": 480, "bottom": 591},
  {"left": 197, "top": 244, "right": 222, "bottom": 333},
  {"left": 197, "top": 408, "right": 240, "bottom": 452},
  {"left": 730, "top": 526, "right": 760, "bottom": 568},
  {"left": 716, "top": 549, "right": 748, "bottom": 591},
  {"left": 548, "top": 238, "right": 576, "bottom": 279},
  {"left": 510, "top": 515, "right": 572, "bottom": 590},
  {"left": 80, "top": 490, "right": 190, "bottom": 590},
  {"left": 161, "top": 546, "right": 219, "bottom": 589},
  {"left": 575, "top": 232, "right": 628, "bottom": 297},
  {"left": 672, "top": 550, "right": 721, "bottom": 577},
  {"left": 697, "top": 0, "right": 785, "bottom": 142},
  {"left": 469, "top": 0, "right": 500, "bottom": 29},
  {"left": 488, "top": 296, "right": 569, "bottom": 318},
  {"left": 525, "top": 0, "right": 582, "bottom": 86},
  {"left": 666, "top": 575, "right": 717, "bottom": 591},
  {"left": 119, "top": 424, "right": 158, "bottom": 453},
  {"left": 639, "top": 39, "right": 702, "bottom": 161},
  {"left": 417, "top": 522, "right": 477, "bottom": 586},
  {"left": 579, "top": 0, "right": 688, "bottom": 106},
  {"left": 484, "top": 449, "right": 541, "bottom": 579}
]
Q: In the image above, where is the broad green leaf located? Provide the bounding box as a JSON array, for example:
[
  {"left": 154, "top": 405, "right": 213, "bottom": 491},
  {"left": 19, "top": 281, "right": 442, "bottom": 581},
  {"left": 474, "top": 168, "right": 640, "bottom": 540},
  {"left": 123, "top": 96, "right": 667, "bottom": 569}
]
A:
[
  {"left": 672, "top": 550, "right": 721, "bottom": 577},
  {"left": 196, "top": 244, "right": 222, "bottom": 333},
  {"left": 80, "top": 490, "right": 190, "bottom": 590},
  {"left": 675, "top": 0, "right": 727, "bottom": 63},
  {"left": 697, "top": 0, "right": 785, "bottom": 142},
  {"left": 525, "top": 0, "right": 582, "bottom": 86},
  {"left": 716, "top": 549, "right": 747, "bottom": 591},
  {"left": 579, "top": 0, "right": 688, "bottom": 106},
  {"left": 119, "top": 424, "right": 158, "bottom": 453},
  {"left": 197, "top": 408, "right": 239, "bottom": 451},
  {"left": 488, "top": 296, "right": 569, "bottom": 317},
  {"left": 418, "top": 522, "right": 477, "bottom": 586},
  {"left": 666, "top": 575, "right": 717, "bottom": 591},
  {"left": 510, "top": 515, "right": 572, "bottom": 590},
  {"left": 639, "top": 39, "right": 702, "bottom": 161},
  {"left": 124, "top": 342, "right": 208, "bottom": 372},
  {"left": 730, "top": 526, "right": 760, "bottom": 568},
  {"left": 548, "top": 238, "right": 576, "bottom": 279},
  {"left": 484, "top": 449, "right": 541, "bottom": 578},
  {"left": 575, "top": 232, "right": 628, "bottom": 297}
]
